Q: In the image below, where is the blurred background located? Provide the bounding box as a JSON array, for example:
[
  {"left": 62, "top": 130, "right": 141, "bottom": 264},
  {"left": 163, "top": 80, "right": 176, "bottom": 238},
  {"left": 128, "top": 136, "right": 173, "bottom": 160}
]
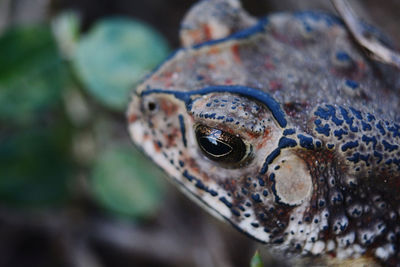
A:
[{"left": 0, "top": 0, "right": 399, "bottom": 266}]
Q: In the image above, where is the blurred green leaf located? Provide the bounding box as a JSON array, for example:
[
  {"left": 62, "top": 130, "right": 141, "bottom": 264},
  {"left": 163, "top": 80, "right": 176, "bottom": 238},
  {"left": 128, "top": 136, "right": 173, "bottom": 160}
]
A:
[
  {"left": 73, "top": 17, "right": 170, "bottom": 110},
  {"left": 250, "top": 251, "right": 263, "bottom": 267},
  {"left": 0, "top": 125, "right": 72, "bottom": 207},
  {"left": 91, "top": 146, "right": 164, "bottom": 219},
  {"left": 0, "top": 25, "right": 67, "bottom": 125},
  {"left": 52, "top": 11, "right": 81, "bottom": 59}
]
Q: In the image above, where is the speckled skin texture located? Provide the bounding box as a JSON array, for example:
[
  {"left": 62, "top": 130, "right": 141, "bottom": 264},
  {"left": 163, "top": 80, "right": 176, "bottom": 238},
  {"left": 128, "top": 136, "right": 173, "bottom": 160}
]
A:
[{"left": 127, "top": 0, "right": 400, "bottom": 265}]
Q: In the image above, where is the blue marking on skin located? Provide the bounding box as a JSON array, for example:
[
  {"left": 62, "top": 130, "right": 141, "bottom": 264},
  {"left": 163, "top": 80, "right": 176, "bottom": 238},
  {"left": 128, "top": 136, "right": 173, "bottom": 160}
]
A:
[
  {"left": 217, "top": 116, "right": 225, "bottom": 120},
  {"left": 341, "top": 141, "right": 359, "bottom": 152},
  {"left": 336, "top": 51, "right": 351, "bottom": 61},
  {"left": 156, "top": 141, "right": 163, "bottom": 148},
  {"left": 142, "top": 85, "right": 287, "bottom": 128},
  {"left": 360, "top": 154, "right": 370, "bottom": 166},
  {"left": 315, "top": 123, "right": 331, "bottom": 137},
  {"left": 297, "top": 134, "right": 314, "bottom": 149},
  {"left": 367, "top": 113, "right": 376, "bottom": 122},
  {"left": 340, "top": 107, "right": 358, "bottom": 132},
  {"left": 278, "top": 137, "right": 297, "bottom": 149},
  {"left": 192, "top": 17, "right": 269, "bottom": 49},
  {"left": 251, "top": 193, "right": 262, "bottom": 203},
  {"left": 350, "top": 107, "right": 363, "bottom": 120},
  {"left": 374, "top": 151, "right": 383, "bottom": 164},
  {"left": 183, "top": 170, "right": 194, "bottom": 181},
  {"left": 195, "top": 179, "right": 207, "bottom": 191},
  {"left": 362, "top": 121, "right": 372, "bottom": 131},
  {"left": 294, "top": 11, "right": 344, "bottom": 27},
  {"left": 316, "top": 140, "right": 322, "bottom": 148},
  {"left": 387, "top": 124, "right": 400, "bottom": 138},
  {"left": 302, "top": 22, "right": 313, "bottom": 33},
  {"left": 269, "top": 173, "right": 275, "bottom": 182},
  {"left": 327, "top": 144, "right": 335, "bottom": 149},
  {"left": 326, "top": 105, "right": 344, "bottom": 126},
  {"left": 314, "top": 107, "right": 330, "bottom": 120},
  {"left": 219, "top": 197, "right": 233, "bottom": 208},
  {"left": 393, "top": 159, "right": 400, "bottom": 170},
  {"left": 348, "top": 153, "right": 370, "bottom": 165},
  {"left": 260, "top": 148, "right": 281, "bottom": 174},
  {"left": 231, "top": 209, "right": 240, "bottom": 216},
  {"left": 376, "top": 121, "right": 386, "bottom": 135},
  {"left": 382, "top": 140, "right": 399, "bottom": 152},
  {"left": 209, "top": 189, "right": 218, "bottom": 197},
  {"left": 283, "top": 128, "right": 296, "bottom": 136},
  {"left": 334, "top": 129, "right": 348, "bottom": 140},
  {"left": 345, "top": 80, "right": 359, "bottom": 89},
  {"left": 362, "top": 135, "right": 377, "bottom": 149}
]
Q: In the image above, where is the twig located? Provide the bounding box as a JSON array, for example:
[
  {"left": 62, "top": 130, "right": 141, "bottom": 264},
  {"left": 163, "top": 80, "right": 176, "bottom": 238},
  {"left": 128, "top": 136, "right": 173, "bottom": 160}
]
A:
[{"left": 332, "top": 0, "right": 400, "bottom": 70}]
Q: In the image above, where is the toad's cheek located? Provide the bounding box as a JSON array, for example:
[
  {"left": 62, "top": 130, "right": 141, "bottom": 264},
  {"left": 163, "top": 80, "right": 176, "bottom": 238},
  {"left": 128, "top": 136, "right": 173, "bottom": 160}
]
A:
[{"left": 269, "top": 151, "right": 313, "bottom": 206}]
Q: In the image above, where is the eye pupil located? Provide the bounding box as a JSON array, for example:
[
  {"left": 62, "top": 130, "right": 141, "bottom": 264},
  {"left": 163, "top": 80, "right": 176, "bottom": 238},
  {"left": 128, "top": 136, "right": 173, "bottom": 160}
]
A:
[
  {"left": 199, "top": 136, "right": 232, "bottom": 157},
  {"left": 195, "top": 125, "right": 247, "bottom": 165}
]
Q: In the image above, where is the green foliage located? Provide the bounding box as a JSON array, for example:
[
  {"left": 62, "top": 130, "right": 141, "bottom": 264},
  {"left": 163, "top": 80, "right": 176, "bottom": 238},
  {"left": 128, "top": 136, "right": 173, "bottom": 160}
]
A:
[
  {"left": 250, "top": 251, "right": 264, "bottom": 267},
  {"left": 91, "top": 146, "right": 165, "bottom": 218},
  {"left": 0, "top": 13, "right": 169, "bottom": 217},
  {"left": 0, "top": 25, "right": 67, "bottom": 126},
  {"left": 0, "top": 24, "right": 72, "bottom": 206},
  {"left": 0, "top": 126, "right": 72, "bottom": 207},
  {"left": 73, "top": 17, "right": 170, "bottom": 110}
]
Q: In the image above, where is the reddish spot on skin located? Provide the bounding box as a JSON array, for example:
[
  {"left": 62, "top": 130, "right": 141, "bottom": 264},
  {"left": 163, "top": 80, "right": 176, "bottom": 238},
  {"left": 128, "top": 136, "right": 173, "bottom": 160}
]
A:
[
  {"left": 269, "top": 80, "right": 282, "bottom": 91},
  {"left": 160, "top": 99, "right": 178, "bottom": 116},
  {"left": 356, "top": 60, "right": 366, "bottom": 72},
  {"left": 225, "top": 78, "right": 233, "bottom": 85},
  {"left": 207, "top": 64, "right": 216, "bottom": 70},
  {"left": 153, "top": 141, "right": 161, "bottom": 153},
  {"left": 155, "top": 71, "right": 175, "bottom": 87},
  {"left": 209, "top": 46, "right": 221, "bottom": 55},
  {"left": 256, "top": 128, "right": 271, "bottom": 149},
  {"left": 128, "top": 114, "right": 138, "bottom": 123},
  {"left": 165, "top": 128, "right": 179, "bottom": 147},
  {"left": 188, "top": 29, "right": 203, "bottom": 44},
  {"left": 231, "top": 44, "right": 241, "bottom": 63},
  {"left": 203, "top": 24, "right": 213, "bottom": 41},
  {"left": 264, "top": 58, "right": 275, "bottom": 70},
  {"left": 284, "top": 102, "right": 309, "bottom": 117}
]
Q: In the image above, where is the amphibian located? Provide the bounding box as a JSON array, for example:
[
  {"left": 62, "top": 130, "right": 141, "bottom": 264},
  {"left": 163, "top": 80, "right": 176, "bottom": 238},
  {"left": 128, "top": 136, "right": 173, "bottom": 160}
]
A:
[{"left": 127, "top": 0, "right": 400, "bottom": 265}]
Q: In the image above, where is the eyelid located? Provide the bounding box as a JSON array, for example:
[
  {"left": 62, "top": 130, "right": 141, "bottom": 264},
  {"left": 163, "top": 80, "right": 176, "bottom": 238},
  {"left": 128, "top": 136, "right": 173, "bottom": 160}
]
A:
[{"left": 194, "top": 124, "right": 253, "bottom": 168}]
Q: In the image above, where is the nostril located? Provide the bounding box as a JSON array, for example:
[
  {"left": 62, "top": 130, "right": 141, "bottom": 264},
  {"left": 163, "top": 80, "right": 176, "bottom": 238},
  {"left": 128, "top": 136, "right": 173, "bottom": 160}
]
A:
[{"left": 147, "top": 102, "right": 157, "bottom": 112}]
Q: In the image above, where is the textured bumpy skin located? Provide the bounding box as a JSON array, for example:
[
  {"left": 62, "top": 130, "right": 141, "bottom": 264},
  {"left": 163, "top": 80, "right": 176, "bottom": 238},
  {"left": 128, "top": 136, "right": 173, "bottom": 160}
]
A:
[{"left": 128, "top": 0, "right": 400, "bottom": 265}]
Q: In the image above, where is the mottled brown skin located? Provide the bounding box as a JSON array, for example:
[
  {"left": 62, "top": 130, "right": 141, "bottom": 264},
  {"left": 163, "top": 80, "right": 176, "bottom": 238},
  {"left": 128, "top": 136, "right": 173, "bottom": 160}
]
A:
[{"left": 128, "top": 0, "right": 400, "bottom": 265}]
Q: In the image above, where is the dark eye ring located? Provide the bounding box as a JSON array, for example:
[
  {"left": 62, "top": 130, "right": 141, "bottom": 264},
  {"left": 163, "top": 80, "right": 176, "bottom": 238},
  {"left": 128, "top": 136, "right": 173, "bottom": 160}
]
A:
[{"left": 195, "top": 124, "right": 251, "bottom": 167}]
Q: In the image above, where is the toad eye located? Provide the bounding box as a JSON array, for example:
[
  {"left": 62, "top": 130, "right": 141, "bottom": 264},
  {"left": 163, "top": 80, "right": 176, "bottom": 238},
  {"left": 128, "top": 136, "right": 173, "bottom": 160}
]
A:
[{"left": 195, "top": 125, "right": 251, "bottom": 166}]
